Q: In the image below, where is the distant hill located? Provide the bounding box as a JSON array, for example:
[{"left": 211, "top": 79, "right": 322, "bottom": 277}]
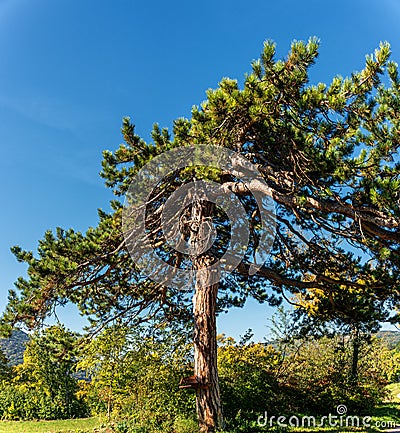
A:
[
  {"left": 0, "top": 329, "right": 29, "bottom": 366},
  {"left": 0, "top": 330, "right": 88, "bottom": 380},
  {"left": 376, "top": 330, "right": 400, "bottom": 350}
]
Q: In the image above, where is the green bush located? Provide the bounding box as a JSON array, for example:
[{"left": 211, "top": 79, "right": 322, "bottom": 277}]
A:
[
  {"left": 0, "top": 385, "right": 88, "bottom": 420},
  {"left": 278, "top": 335, "right": 393, "bottom": 414},
  {"left": 218, "top": 336, "right": 283, "bottom": 421},
  {"left": 217, "top": 332, "right": 396, "bottom": 425},
  {"left": 79, "top": 326, "right": 196, "bottom": 429}
]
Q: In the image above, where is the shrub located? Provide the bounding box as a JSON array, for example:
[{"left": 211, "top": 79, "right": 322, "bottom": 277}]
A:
[{"left": 218, "top": 336, "right": 282, "bottom": 421}]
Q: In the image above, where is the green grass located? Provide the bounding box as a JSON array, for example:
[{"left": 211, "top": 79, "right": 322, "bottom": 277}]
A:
[
  {"left": 0, "top": 416, "right": 100, "bottom": 433},
  {"left": 283, "top": 403, "right": 400, "bottom": 433},
  {"left": 370, "top": 403, "right": 400, "bottom": 431},
  {"left": 1, "top": 403, "right": 399, "bottom": 433}
]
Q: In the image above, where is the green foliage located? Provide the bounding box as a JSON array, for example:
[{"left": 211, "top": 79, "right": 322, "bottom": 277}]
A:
[
  {"left": 217, "top": 330, "right": 397, "bottom": 423},
  {"left": 217, "top": 335, "right": 282, "bottom": 421},
  {"left": 0, "top": 386, "right": 84, "bottom": 421},
  {"left": 2, "top": 38, "right": 399, "bottom": 340},
  {"left": 172, "top": 416, "right": 200, "bottom": 433},
  {"left": 0, "top": 325, "right": 88, "bottom": 420},
  {"left": 78, "top": 325, "right": 195, "bottom": 430},
  {"left": 276, "top": 335, "right": 397, "bottom": 414},
  {"left": 0, "top": 323, "right": 396, "bottom": 430},
  {"left": 77, "top": 325, "right": 132, "bottom": 419}
]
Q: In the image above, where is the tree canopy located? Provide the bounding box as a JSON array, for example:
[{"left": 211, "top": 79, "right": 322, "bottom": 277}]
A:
[{"left": 2, "top": 38, "right": 399, "bottom": 334}]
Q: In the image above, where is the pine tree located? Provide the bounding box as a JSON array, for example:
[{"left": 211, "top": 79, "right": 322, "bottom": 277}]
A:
[{"left": 2, "top": 38, "right": 400, "bottom": 431}]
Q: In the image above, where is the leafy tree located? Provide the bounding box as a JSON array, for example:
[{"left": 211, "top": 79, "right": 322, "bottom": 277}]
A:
[
  {"left": 77, "top": 327, "right": 127, "bottom": 421},
  {"left": 78, "top": 325, "right": 195, "bottom": 430},
  {"left": 77, "top": 325, "right": 132, "bottom": 421},
  {"left": 12, "top": 325, "right": 87, "bottom": 419},
  {"left": 277, "top": 334, "right": 398, "bottom": 413},
  {"left": 293, "top": 281, "right": 390, "bottom": 381},
  {"left": 2, "top": 38, "right": 400, "bottom": 431}
]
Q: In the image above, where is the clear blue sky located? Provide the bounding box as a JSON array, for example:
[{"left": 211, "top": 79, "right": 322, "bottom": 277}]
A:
[{"left": 0, "top": 0, "right": 399, "bottom": 340}]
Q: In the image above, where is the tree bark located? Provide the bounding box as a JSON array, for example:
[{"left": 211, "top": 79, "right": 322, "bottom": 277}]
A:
[
  {"left": 193, "top": 277, "right": 224, "bottom": 432},
  {"left": 191, "top": 200, "right": 224, "bottom": 432},
  {"left": 350, "top": 328, "right": 360, "bottom": 383}
]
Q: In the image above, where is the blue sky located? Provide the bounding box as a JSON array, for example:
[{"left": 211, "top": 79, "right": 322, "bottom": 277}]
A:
[{"left": 0, "top": 0, "right": 399, "bottom": 340}]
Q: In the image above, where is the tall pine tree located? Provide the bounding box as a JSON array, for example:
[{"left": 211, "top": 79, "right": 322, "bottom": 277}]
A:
[{"left": 2, "top": 39, "right": 400, "bottom": 431}]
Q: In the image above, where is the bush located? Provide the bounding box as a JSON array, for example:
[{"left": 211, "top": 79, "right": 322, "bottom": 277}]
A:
[
  {"left": 0, "top": 384, "right": 88, "bottom": 420},
  {"left": 217, "top": 332, "right": 397, "bottom": 424},
  {"left": 80, "top": 326, "right": 196, "bottom": 429},
  {"left": 218, "top": 336, "right": 282, "bottom": 421},
  {"left": 276, "top": 335, "right": 394, "bottom": 414}
]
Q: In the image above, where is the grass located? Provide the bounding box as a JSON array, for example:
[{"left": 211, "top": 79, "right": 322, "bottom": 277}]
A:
[
  {"left": 0, "top": 416, "right": 100, "bottom": 433},
  {"left": 282, "top": 403, "right": 400, "bottom": 433},
  {"left": 370, "top": 403, "right": 400, "bottom": 430},
  {"left": 238, "top": 402, "right": 400, "bottom": 433},
  {"left": 0, "top": 401, "right": 400, "bottom": 433}
]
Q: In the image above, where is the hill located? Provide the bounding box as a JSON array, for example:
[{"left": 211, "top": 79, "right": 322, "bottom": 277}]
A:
[
  {"left": 0, "top": 329, "right": 29, "bottom": 366},
  {"left": 376, "top": 330, "right": 400, "bottom": 350}
]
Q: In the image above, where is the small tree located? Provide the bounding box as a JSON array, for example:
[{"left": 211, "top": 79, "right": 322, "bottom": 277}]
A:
[
  {"left": 293, "top": 278, "right": 391, "bottom": 381},
  {"left": 77, "top": 325, "right": 130, "bottom": 420},
  {"left": 78, "top": 324, "right": 195, "bottom": 428},
  {"left": 14, "top": 325, "right": 86, "bottom": 419}
]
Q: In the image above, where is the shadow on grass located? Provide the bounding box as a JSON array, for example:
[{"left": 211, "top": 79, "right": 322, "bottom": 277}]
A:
[{"left": 372, "top": 404, "right": 400, "bottom": 422}]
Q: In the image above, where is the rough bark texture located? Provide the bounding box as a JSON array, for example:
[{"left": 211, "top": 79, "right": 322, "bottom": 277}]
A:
[
  {"left": 193, "top": 276, "right": 224, "bottom": 432},
  {"left": 191, "top": 200, "right": 224, "bottom": 432}
]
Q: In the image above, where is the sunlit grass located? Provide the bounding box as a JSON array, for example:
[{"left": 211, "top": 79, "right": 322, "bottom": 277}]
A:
[
  {"left": 0, "top": 416, "right": 100, "bottom": 433},
  {"left": 1, "top": 404, "right": 399, "bottom": 433}
]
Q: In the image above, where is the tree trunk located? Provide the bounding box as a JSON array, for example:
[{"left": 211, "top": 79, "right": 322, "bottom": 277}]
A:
[
  {"left": 193, "top": 277, "right": 224, "bottom": 432},
  {"left": 350, "top": 328, "right": 360, "bottom": 382},
  {"left": 191, "top": 199, "right": 224, "bottom": 432},
  {"left": 107, "top": 384, "right": 112, "bottom": 421}
]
